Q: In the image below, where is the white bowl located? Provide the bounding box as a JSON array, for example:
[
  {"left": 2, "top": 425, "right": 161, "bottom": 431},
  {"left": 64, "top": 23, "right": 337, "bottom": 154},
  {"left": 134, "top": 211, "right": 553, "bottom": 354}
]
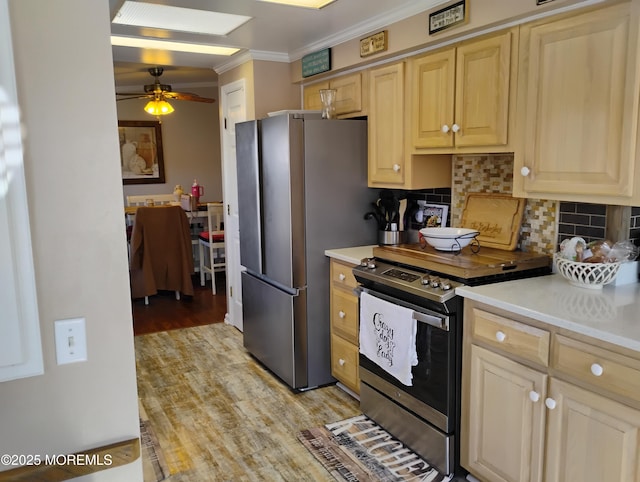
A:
[
  {"left": 553, "top": 253, "right": 622, "bottom": 290},
  {"left": 419, "top": 227, "right": 480, "bottom": 251}
]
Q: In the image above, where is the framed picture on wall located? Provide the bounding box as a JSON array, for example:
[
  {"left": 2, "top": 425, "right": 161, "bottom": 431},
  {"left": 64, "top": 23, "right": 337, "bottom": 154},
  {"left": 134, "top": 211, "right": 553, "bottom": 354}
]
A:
[{"left": 118, "top": 120, "right": 166, "bottom": 185}]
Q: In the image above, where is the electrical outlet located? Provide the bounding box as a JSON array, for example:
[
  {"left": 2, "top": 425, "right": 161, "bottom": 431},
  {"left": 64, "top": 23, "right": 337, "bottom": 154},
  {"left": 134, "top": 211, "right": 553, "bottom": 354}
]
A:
[{"left": 54, "top": 318, "right": 87, "bottom": 365}]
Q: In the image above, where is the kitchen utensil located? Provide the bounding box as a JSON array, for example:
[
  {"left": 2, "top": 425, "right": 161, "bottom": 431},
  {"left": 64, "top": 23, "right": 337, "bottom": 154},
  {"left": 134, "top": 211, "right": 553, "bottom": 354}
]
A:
[
  {"left": 398, "top": 199, "right": 407, "bottom": 231},
  {"left": 419, "top": 227, "right": 480, "bottom": 251}
]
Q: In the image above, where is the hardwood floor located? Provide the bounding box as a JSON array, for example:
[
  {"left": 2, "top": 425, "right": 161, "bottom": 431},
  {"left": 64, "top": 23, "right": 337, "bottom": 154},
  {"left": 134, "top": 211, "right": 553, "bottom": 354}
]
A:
[
  {"left": 135, "top": 322, "right": 360, "bottom": 481},
  {"left": 132, "top": 274, "right": 227, "bottom": 336}
]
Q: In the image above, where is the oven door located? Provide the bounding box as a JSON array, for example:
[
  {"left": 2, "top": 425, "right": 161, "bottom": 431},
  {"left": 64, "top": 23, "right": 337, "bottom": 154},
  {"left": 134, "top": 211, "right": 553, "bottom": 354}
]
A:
[{"left": 357, "top": 286, "right": 456, "bottom": 434}]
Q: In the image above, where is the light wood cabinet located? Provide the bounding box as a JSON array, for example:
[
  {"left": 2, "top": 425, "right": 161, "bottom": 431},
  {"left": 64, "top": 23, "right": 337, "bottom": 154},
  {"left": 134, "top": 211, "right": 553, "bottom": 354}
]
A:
[
  {"left": 329, "top": 259, "right": 360, "bottom": 394},
  {"left": 514, "top": 2, "right": 640, "bottom": 205},
  {"left": 411, "top": 29, "right": 515, "bottom": 151},
  {"left": 368, "top": 61, "right": 452, "bottom": 189},
  {"left": 467, "top": 344, "right": 547, "bottom": 482},
  {"left": 545, "top": 378, "right": 640, "bottom": 482},
  {"left": 462, "top": 301, "right": 640, "bottom": 482},
  {"left": 303, "top": 81, "right": 329, "bottom": 112},
  {"left": 303, "top": 72, "right": 366, "bottom": 117}
]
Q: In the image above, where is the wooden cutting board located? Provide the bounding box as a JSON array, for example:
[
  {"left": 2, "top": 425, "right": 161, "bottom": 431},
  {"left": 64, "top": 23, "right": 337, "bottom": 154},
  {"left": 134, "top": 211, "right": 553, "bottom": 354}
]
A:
[{"left": 460, "top": 193, "right": 525, "bottom": 251}]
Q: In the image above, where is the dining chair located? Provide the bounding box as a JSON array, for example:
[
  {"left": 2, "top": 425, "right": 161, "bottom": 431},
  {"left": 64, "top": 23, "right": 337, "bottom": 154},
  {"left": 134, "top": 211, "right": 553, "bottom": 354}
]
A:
[
  {"left": 198, "top": 202, "right": 225, "bottom": 294},
  {"left": 129, "top": 205, "right": 194, "bottom": 304}
]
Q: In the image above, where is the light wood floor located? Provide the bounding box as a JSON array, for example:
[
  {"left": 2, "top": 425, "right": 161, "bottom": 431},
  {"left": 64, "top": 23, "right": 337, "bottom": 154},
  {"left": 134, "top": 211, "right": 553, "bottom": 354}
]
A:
[{"left": 135, "top": 322, "right": 361, "bottom": 481}]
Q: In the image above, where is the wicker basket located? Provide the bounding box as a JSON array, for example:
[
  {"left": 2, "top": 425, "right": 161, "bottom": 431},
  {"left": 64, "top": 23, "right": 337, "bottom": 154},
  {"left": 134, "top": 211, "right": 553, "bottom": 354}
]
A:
[{"left": 553, "top": 253, "right": 621, "bottom": 290}]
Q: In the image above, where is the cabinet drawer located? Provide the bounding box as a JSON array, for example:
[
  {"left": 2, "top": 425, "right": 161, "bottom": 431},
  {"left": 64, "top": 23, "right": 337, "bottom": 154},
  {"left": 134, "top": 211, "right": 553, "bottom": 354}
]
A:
[
  {"left": 553, "top": 334, "right": 640, "bottom": 402},
  {"left": 472, "top": 308, "right": 550, "bottom": 367},
  {"left": 331, "top": 288, "right": 359, "bottom": 344},
  {"left": 331, "top": 259, "right": 358, "bottom": 290},
  {"left": 331, "top": 334, "right": 360, "bottom": 393}
]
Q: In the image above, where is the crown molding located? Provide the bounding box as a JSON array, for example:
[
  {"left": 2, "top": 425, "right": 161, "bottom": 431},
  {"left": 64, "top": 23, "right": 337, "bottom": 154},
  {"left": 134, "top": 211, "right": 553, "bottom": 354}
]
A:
[
  {"left": 288, "top": 0, "right": 446, "bottom": 61},
  {"left": 215, "top": 49, "right": 290, "bottom": 74}
]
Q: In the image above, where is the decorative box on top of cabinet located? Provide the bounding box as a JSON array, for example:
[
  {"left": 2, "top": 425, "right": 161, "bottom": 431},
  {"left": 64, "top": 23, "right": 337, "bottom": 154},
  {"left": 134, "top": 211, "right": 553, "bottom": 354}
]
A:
[
  {"left": 513, "top": 2, "right": 640, "bottom": 206},
  {"left": 410, "top": 28, "right": 518, "bottom": 153},
  {"left": 367, "top": 61, "right": 452, "bottom": 189},
  {"left": 461, "top": 300, "right": 640, "bottom": 482},
  {"left": 303, "top": 71, "right": 367, "bottom": 118},
  {"left": 329, "top": 259, "right": 360, "bottom": 394}
]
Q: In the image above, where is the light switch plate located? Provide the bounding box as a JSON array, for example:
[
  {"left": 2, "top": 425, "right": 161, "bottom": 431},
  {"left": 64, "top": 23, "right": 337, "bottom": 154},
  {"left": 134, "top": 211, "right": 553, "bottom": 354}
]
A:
[{"left": 54, "top": 318, "right": 87, "bottom": 365}]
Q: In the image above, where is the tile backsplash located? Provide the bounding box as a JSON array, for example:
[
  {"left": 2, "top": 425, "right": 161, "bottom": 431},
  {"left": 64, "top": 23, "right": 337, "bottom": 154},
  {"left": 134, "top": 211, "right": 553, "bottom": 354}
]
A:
[{"left": 404, "top": 154, "right": 640, "bottom": 256}]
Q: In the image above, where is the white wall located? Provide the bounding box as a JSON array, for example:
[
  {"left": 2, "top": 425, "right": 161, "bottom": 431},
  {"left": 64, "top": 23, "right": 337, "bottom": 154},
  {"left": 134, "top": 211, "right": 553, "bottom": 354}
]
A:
[
  {"left": 117, "top": 86, "right": 222, "bottom": 204},
  {"left": 3, "top": 1, "right": 141, "bottom": 480}
]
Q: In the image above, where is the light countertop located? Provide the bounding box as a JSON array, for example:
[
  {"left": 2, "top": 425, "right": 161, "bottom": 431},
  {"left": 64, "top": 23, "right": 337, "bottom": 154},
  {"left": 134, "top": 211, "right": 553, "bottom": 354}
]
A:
[
  {"left": 456, "top": 274, "right": 640, "bottom": 352},
  {"left": 325, "top": 245, "right": 376, "bottom": 265}
]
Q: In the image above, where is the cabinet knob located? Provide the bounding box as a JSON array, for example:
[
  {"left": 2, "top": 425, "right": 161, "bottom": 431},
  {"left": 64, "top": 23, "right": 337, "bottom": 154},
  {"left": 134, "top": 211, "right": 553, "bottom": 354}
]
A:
[
  {"left": 529, "top": 390, "right": 540, "bottom": 403},
  {"left": 393, "top": 164, "right": 401, "bottom": 172},
  {"left": 452, "top": 123, "right": 460, "bottom": 133},
  {"left": 495, "top": 331, "right": 506, "bottom": 343},
  {"left": 339, "top": 358, "right": 346, "bottom": 366},
  {"left": 339, "top": 310, "right": 346, "bottom": 319},
  {"left": 590, "top": 363, "right": 604, "bottom": 377},
  {"left": 339, "top": 273, "right": 346, "bottom": 281},
  {"left": 545, "top": 398, "right": 557, "bottom": 410},
  {"left": 441, "top": 124, "right": 450, "bottom": 133},
  {"left": 520, "top": 166, "right": 531, "bottom": 176}
]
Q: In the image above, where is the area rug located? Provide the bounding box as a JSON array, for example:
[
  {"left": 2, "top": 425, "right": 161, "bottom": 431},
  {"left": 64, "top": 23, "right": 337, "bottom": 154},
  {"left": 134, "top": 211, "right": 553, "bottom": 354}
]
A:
[
  {"left": 297, "top": 414, "right": 453, "bottom": 482},
  {"left": 139, "top": 408, "right": 170, "bottom": 482}
]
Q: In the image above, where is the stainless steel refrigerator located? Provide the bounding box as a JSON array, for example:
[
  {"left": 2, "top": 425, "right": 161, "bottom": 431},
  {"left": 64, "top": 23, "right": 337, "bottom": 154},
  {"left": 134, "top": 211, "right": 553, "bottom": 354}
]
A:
[{"left": 236, "top": 112, "right": 375, "bottom": 390}]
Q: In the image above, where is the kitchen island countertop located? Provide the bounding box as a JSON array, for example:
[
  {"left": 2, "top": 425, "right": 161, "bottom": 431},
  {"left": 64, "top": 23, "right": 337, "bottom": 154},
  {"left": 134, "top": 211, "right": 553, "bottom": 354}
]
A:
[
  {"left": 325, "top": 245, "right": 376, "bottom": 265},
  {"left": 456, "top": 274, "right": 640, "bottom": 352}
]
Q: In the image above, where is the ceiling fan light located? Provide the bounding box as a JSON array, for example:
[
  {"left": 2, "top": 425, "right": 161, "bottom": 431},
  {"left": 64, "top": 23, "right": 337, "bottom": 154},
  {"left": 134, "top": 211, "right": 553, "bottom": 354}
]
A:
[{"left": 144, "top": 99, "right": 174, "bottom": 116}]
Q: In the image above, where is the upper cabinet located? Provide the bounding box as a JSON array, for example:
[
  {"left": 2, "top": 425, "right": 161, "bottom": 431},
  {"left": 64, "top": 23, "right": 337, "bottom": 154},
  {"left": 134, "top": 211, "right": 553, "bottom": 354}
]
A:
[
  {"left": 514, "top": 3, "right": 640, "bottom": 205},
  {"left": 410, "top": 29, "right": 517, "bottom": 152},
  {"left": 303, "top": 72, "right": 366, "bottom": 118},
  {"left": 368, "top": 61, "right": 452, "bottom": 189},
  {"left": 368, "top": 62, "right": 406, "bottom": 185},
  {"left": 303, "top": 81, "right": 329, "bottom": 112}
]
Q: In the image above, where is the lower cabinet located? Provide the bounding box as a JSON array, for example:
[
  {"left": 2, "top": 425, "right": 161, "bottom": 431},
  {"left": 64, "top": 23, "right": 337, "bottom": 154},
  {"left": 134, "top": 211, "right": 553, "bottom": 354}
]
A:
[
  {"left": 466, "top": 344, "right": 547, "bottom": 482},
  {"left": 462, "top": 301, "right": 640, "bottom": 482},
  {"left": 329, "top": 259, "right": 360, "bottom": 394}
]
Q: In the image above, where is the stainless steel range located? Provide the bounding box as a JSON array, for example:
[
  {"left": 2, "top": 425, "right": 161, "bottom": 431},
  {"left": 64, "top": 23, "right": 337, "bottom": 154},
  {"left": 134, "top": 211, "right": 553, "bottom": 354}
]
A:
[{"left": 353, "top": 243, "right": 551, "bottom": 477}]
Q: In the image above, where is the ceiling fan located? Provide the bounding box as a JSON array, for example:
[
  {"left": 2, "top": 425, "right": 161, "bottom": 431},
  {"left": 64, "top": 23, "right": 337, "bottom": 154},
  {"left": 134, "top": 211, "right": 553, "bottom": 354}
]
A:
[{"left": 116, "top": 67, "right": 215, "bottom": 112}]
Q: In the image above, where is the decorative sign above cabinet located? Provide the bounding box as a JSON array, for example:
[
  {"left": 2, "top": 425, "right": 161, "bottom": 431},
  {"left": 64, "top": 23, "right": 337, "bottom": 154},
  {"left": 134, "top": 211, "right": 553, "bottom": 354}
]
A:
[
  {"left": 429, "top": 0, "right": 468, "bottom": 35},
  {"left": 302, "top": 48, "right": 331, "bottom": 78},
  {"left": 360, "top": 30, "right": 388, "bottom": 57}
]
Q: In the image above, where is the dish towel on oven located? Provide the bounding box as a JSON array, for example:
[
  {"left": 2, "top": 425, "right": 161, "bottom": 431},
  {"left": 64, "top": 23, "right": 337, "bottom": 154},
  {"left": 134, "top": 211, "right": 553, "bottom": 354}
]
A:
[{"left": 359, "top": 291, "right": 418, "bottom": 386}]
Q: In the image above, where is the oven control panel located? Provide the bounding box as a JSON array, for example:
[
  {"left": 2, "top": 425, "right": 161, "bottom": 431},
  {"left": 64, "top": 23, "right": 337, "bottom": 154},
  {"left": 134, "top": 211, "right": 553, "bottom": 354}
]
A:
[{"left": 354, "top": 258, "right": 465, "bottom": 303}]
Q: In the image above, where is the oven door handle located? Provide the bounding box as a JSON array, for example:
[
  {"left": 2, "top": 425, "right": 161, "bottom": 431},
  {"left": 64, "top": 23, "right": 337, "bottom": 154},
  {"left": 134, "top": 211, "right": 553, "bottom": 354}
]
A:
[
  {"left": 355, "top": 286, "right": 450, "bottom": 331},
  {"left": 412, "top": 311, "right": 449, "bottom": 331}
]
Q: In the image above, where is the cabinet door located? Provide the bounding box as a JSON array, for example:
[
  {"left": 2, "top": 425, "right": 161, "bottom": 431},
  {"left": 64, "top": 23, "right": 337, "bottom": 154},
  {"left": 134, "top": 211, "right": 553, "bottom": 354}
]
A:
[
  {"left": 465, "top": 345, "right": 547, "bottom": 482},
  {"left": 331, "top": 73, "right": 362, "bottom": 116},
  {"left": 455, "top": 31, "right": 511, "bottom": 147},
  {"left": 303, "top": 81, "right": 329, "bottom": 111},
  {"left": 545, "top": 378, "right": 640, "bottom": 482},
  {"left": 515, "top": 3, "right": 639, "bottom": 200},
  {"left": 412, "top": 48, "right": 455, "bottom": 148},
  {"left": 368, "top": 62, "right": 405, "bottom": 185}
]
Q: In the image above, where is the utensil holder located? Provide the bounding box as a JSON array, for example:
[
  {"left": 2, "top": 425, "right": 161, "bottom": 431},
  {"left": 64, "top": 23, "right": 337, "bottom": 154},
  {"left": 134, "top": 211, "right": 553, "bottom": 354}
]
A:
[{"left": 378, "top": 230, "right": 406, "bottom": 245}]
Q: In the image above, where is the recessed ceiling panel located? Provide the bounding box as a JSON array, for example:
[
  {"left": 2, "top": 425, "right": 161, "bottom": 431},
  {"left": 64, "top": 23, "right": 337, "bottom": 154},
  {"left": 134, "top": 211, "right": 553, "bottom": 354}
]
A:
[{"left": 113, "top": 1, "right": 252, "bottom": 36}]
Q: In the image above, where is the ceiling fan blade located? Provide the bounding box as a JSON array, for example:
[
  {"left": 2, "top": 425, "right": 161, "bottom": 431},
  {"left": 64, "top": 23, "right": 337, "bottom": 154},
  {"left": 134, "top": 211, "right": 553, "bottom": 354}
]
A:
[
  {"left": 116, "top": 94, "right": 152, "bottom": 101},
  {"left": 165, "top": 92, "right": 215, "bottom": 103}
]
